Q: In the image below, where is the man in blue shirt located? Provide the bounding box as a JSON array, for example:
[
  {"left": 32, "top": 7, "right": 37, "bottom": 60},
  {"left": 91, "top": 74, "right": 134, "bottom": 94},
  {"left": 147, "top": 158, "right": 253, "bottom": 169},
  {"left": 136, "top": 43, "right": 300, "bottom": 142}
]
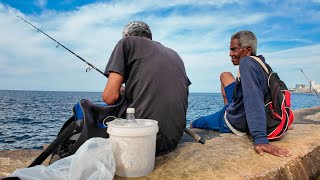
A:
[{"left": 191, "top": 30, "right": 291, "bottom": 157}]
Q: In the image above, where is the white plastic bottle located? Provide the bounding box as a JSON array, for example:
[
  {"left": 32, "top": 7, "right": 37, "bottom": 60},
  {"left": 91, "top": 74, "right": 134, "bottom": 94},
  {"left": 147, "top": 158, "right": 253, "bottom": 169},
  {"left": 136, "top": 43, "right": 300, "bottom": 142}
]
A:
[{"left": 126, "top": 108, "right": 137, "bottom": 123}]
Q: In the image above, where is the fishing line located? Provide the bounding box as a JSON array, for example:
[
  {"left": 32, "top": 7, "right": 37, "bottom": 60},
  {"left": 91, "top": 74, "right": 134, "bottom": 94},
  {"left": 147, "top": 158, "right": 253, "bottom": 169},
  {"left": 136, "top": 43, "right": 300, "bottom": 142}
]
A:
[
  {"left": 299, "top": 69, "right": 320, "bottom": 100},
  {"left": 17, "top": 15, "right": 106, "bottom": 77}
]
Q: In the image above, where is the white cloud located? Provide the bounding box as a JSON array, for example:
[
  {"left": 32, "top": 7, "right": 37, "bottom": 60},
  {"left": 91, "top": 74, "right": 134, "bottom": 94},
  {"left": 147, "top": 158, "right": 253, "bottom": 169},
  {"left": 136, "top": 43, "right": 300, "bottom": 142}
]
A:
[
  {"left": 262, "top": 44, "right": 320, "bottom": 89},
  {"left": 36, "top": 0, "right": 47, "bottom": 8},
  {"left": 0, "top": 1, "right": 319, "bottom": 92}
]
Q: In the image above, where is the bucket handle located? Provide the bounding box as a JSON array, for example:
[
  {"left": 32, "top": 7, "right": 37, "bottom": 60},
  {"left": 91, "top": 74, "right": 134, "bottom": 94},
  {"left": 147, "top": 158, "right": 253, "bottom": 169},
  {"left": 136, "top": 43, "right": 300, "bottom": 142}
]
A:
[{"left": 102, "top": 116, "right": 117, "bottom": 127}]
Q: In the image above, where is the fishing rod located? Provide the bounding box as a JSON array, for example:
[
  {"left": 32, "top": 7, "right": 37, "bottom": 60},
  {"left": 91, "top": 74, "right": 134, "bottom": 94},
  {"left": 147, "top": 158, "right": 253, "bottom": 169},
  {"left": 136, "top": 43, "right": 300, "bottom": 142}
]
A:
[
  {"left": 17, "top": 16, "right": 205, "bottom": 144},
  {"left": 17, "top": 15, "right": 106, "bottom": 76},
  {"left": 299, "top": 69, "right": 320, "bottom": 100}
]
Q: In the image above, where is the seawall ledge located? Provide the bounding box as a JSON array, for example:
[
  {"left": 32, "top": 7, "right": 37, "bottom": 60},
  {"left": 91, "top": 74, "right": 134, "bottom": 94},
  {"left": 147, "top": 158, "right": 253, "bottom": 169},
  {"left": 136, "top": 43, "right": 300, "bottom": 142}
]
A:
[{"left": 1, "top": 106, "right": 320, "bottom": 179}]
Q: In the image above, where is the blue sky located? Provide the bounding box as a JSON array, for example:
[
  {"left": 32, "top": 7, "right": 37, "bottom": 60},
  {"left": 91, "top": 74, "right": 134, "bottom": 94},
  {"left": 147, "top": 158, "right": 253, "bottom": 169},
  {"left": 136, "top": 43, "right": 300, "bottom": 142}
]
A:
[{"left": 0, "top": 0, "right": 319, "bottom": 92}]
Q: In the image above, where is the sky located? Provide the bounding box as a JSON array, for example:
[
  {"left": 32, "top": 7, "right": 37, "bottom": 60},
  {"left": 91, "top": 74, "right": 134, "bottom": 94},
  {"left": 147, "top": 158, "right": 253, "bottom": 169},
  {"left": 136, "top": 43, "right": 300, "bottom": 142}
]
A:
[{"left": 0, "top": 0, "right": 319, "bottom": 93}]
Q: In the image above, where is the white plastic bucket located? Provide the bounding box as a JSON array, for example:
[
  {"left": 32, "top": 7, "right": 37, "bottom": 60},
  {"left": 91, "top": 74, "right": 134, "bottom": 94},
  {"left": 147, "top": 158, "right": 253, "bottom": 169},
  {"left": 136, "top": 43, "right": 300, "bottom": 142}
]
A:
[{"left": 107, "top": 119, "right": 159, "bottom": 177}]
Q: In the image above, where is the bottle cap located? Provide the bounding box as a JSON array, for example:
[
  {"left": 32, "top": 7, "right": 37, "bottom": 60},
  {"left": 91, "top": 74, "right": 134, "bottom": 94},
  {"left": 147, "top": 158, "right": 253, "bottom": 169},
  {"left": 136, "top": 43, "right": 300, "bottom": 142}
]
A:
[{"left": 127, "top": 108, "right": 135, "bottom": 113}]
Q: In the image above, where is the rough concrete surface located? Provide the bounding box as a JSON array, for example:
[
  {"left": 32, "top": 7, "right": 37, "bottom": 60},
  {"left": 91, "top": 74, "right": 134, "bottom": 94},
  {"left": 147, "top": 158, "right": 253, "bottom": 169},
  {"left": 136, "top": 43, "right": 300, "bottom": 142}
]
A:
[{"left": 1, "top": 106, "right": 320, "bottom": 179}]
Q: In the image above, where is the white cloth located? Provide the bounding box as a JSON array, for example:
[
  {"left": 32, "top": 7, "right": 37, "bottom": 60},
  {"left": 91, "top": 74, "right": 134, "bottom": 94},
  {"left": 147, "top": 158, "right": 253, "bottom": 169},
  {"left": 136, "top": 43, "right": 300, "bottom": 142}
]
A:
[{"left": 9, "top": 138, "right": 115, "bottom": 180}]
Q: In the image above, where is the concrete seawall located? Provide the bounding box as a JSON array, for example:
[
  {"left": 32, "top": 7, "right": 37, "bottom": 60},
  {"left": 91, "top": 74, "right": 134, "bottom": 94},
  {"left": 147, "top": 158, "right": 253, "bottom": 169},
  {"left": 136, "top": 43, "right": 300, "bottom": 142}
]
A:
[{"left": 1, "top": 106, "right": 320, "bottom": 179}]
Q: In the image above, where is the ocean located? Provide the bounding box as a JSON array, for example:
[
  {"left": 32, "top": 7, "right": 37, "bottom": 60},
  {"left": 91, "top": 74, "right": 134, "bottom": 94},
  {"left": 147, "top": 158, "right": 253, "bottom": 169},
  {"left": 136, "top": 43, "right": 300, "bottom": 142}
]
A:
[{"left": 0, "top": 90, "right": 319, "bottom": 150}]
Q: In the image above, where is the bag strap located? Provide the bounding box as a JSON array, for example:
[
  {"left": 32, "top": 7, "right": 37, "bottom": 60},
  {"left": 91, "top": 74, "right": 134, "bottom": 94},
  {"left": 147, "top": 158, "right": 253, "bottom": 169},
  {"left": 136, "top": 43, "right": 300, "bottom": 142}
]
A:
[
  {"left": 29, "top": 121, "right": 80, "bottom": 167},
  {"left": 237, "top": 56, "right": 269, "bottom": 80},
  {"left": 249, "top": 56, "right": 269, "bottom": 74}
]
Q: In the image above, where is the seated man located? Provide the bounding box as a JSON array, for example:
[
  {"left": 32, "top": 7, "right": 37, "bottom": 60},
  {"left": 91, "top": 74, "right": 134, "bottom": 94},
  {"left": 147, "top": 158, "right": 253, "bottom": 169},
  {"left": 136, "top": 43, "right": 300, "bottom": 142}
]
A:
[
  {"left": 191, "top": 30, "right": 291, "bottom": 157},
  {"left": 102, "top": 21, "right": 191, "bottom": 156}
]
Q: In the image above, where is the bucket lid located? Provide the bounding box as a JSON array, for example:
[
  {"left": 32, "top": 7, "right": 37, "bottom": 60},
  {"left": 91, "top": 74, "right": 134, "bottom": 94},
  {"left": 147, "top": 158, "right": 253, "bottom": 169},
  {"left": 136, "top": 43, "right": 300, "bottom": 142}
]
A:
[{"left": 107, "top": 119, "right": 159, "bottom": 136}]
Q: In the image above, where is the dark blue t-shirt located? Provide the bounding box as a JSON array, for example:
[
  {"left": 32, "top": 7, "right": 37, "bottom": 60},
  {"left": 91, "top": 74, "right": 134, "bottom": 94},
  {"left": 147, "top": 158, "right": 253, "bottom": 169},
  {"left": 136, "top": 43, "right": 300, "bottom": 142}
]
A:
[{"left": 105, "top": 36, "right": 191, "bottom": 155}]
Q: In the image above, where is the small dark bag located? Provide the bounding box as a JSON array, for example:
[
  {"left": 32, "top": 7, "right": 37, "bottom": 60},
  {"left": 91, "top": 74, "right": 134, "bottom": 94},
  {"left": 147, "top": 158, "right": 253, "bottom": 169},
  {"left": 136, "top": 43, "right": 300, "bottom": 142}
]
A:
[{"left": 29, "top": 96, "right": 125, "bottom": 167}]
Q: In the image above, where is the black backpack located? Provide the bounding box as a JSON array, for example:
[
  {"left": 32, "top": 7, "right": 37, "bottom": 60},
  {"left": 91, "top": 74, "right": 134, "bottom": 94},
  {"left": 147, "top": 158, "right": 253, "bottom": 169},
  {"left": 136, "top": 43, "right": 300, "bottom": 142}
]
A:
[
  {"left": 236, "top": 56, "right": 294, "bottom": 139},
  {"left": 29, "top": 96, "right": 125, "bottom": 167}
]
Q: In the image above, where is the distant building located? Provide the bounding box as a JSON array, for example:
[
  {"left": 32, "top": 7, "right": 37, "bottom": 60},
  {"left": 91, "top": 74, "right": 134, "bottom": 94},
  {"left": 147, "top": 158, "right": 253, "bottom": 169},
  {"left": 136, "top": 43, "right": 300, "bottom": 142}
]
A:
[
  {"left": 294, "top": 81, "right": 320, "bottom": 93},
  {"left": 310, "top": 81, "right": 316, "bottom": 91},
  {"left": 315, "top": 84, "right": 320, "bottom": 93},
  {"left": 296, "top": 84, "right": 306, "bottom": 90}
]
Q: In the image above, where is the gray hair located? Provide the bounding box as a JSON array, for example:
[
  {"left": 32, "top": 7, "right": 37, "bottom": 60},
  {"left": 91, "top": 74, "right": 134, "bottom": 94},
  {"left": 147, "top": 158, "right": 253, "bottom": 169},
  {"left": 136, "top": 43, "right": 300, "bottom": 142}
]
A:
[
  {"left": 231, "top": 30, "right": 257, "bottom": 55},
  {"left": 122, "top": 21, "right": 152, "bottom": 40}
]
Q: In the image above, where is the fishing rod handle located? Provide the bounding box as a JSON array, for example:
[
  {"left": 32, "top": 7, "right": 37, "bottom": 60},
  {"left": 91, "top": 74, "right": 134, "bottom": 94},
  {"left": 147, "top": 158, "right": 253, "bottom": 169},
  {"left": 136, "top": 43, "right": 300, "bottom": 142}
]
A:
[{"left": 184, "top": 128, "right": 205, "bottom": 144}]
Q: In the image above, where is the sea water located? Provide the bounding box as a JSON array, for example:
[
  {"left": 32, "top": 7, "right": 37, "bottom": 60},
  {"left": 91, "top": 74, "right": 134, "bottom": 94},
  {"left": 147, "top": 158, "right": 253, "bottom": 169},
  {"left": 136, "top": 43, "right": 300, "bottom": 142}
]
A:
[{"left": 0, "top": 90, "right": 319, "bottom": 150}]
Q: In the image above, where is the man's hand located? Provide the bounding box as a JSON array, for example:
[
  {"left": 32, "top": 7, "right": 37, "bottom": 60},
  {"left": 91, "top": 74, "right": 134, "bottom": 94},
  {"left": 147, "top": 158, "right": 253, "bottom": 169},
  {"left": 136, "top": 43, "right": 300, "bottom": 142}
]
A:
[{"left": 254, "top": 144, "right": 291, "bottom": 157}]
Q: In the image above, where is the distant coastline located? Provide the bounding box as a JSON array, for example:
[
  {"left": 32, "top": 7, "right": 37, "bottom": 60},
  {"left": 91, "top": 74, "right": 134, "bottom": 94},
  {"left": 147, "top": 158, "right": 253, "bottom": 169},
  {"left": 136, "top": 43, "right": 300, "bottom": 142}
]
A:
[
  {"left": 290, "top": 81, "right": 320, "bottom": 94},
  {"left": 290, "top": 91, "right": 317, "bottom": 94}
]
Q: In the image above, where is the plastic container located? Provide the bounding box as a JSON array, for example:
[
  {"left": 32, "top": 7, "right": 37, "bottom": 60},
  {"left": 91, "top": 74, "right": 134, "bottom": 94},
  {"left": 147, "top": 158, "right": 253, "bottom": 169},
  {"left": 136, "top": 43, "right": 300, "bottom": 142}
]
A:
[
  {"left": 107, "top": 118, "right": 159, "bottom": 177},
  {"left": 126, "top": 108, "right": 136, "bottom": 122}
]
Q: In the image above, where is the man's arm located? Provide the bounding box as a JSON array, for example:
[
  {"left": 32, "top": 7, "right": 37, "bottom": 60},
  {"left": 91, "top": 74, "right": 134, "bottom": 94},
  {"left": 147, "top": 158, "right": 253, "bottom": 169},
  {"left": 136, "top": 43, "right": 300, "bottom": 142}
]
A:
[
  {"left": 240, "top": 57, "right": 290, "bottom": 157},
  {"left": 102, "top": 72, "right": 124, "bottom": 105}
]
